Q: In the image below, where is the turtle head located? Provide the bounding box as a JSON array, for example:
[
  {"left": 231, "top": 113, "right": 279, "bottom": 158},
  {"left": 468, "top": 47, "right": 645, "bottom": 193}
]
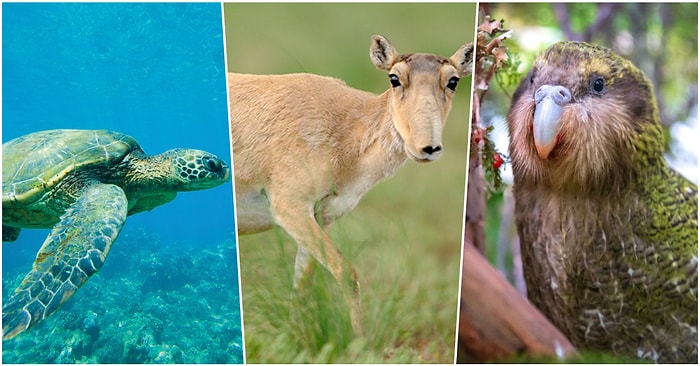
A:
[{"left": 164, "top": 148, "right": 230, "bottom": 191}]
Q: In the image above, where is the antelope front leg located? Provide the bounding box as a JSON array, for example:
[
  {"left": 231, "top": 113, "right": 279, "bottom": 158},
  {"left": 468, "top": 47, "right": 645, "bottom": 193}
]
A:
[
  {"left": 269, "top": 196, "right": 363, "bottom": 336},
  {"left": 294, "top": 220, "right": 338, "bottom": 288},
  {"left": 293, "top": 246, "right": 315, "bottom": 288}
]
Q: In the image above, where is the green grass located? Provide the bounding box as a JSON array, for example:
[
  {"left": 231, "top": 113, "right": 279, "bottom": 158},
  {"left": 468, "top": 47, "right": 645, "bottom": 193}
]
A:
[
  {"left": 239, "top": 207, "right": 465, "bottom": 363},
  {"left": 224, "top": 3, "right": 475, "bottom": 363}
]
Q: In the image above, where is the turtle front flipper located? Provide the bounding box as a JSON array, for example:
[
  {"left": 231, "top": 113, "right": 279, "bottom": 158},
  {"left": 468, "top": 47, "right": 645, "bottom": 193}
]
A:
[
  {"left": 3, "top": 226, "right": 21, "bottom": 242},
  {"left": 2, "top": 183, "right": 127, "bottom": 340}
]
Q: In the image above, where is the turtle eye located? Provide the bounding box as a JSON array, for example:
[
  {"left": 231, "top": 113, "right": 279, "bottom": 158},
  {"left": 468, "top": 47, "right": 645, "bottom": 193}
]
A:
[
  {"left": 389, "top": 74, "right": 401, "bottom": 88},
  {"left": 203, "top": 156, "right": 222, "bottom": 172},
  {"left": 446, "top": 76, "right": 460, "bottom": 91}
]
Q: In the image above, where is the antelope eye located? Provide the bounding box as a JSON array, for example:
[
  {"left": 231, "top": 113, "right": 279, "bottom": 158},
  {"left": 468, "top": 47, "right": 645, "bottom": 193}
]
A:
[
  {"left": 389, "top": 74, "right": 401, "bottom": 88},
  {"left": 446, "top": 76, "right": 460, "bottom": 91}
]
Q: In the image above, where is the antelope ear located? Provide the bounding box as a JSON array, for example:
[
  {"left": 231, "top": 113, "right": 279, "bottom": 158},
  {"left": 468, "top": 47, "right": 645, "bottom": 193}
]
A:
[
  {"left": 369, "top": 35, "right": 399, "bottom": 71},
  {"left": 451, "top": 42, "right": 474, "bottom": 77}
]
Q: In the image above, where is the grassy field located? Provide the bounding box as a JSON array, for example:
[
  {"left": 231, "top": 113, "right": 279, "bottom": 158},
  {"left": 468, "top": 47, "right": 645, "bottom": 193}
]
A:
[{"left": 224, "top": 3, "right": 475, "bottom": 363}]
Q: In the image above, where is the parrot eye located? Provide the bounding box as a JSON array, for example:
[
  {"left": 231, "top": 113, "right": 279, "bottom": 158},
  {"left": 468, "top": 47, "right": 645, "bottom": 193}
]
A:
[
  {"left": 592, "top": 77, "right": 605, "bottom": 93},
  {"left": 528, "top": 69, "right": 536, "bottom": 85}
]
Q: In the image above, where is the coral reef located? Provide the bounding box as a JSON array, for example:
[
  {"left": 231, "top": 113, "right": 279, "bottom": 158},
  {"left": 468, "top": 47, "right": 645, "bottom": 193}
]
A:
[{"left": 2, "top": 228, "right": 243, "bottom": 364}]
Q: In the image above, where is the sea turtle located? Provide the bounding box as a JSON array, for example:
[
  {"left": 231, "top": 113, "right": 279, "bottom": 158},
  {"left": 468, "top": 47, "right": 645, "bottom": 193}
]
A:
[{"left": 2, "top": 129, "right": 230, "bottom": 340}]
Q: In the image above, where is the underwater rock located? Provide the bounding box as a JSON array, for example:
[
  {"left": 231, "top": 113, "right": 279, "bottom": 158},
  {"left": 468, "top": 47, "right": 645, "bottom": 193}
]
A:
[
  {"left": 55, "top": 346, "right": 76, "bottom": 364},
  {"left": 153, "top": 344, "right": 184, "bottom": 364},
  {"left": 56, "top": 311, "right": 83, "bottom": 331},
  {"left": 123, "top": 328, "right": 156, "bottom": 363},
  {"left": 150, "top": 317, "right": 165, "bottom": 340},
  {"left": 82, "top": 311, "right": 100, "bottom": 340},
  {"left": 227, "top": 339, "right": 244, "bottom": 358}
]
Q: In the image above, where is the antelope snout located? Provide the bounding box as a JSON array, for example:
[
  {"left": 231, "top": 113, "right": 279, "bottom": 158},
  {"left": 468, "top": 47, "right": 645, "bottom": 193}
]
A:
[
  {"left": 395, "top": 105, "right": 446, "bottom": 162},
  {"left": 421, "top": 144, "right": 443, "bottom": 159},
  {"left": 407, "top": 140, "right": 443, "bottom": 162},
  {"left": 405, "top": 119, "right": 445, "bottom": 162}
]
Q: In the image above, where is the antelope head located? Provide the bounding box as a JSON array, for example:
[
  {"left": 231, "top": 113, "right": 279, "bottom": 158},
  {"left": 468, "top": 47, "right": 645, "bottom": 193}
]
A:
[{"left": 369, "top": 34, "right": 473, "bottom": 162}]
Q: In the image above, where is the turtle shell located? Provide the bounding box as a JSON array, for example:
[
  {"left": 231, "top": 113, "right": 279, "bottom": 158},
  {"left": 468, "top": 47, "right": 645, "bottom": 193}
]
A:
[{"left": 2, "top": 129, "right": 140, "bottom": 207}]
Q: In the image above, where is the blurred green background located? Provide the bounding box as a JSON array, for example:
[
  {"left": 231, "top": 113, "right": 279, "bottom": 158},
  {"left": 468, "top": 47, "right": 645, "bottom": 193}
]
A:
[
  {"left": 476, "top": 3, "right": 697, "bottom": 289},
  {"left": 482, "top": 3, "right": 697, "bottom": 131},
  {"left": 224, "top": 3, "right": 475, "bottom": 363}
]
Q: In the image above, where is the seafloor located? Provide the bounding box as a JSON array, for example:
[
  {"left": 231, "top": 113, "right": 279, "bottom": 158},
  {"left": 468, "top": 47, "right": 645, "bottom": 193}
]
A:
[{"left": 2, "top": 228, "right": 244, "bottom": 364}]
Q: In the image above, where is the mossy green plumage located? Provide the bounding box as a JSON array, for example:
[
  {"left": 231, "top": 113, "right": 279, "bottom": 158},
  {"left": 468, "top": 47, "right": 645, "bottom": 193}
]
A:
[
  {"left": 2, "top": 129, "right": 230, "bottom": 340},
  {"left": 507, "top": 42, "right": 698, "bottom": 363}
]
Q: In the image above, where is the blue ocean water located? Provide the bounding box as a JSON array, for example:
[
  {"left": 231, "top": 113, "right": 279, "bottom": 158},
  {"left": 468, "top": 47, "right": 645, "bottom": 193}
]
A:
[{"left": 2, "top": 3, "right": 242, "bottom": 363}]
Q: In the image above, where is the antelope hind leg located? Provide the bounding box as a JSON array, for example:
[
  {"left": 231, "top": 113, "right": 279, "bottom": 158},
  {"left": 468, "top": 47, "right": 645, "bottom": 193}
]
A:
[{"left": 270, "top": 196, "right": 363, "bottom": 335}]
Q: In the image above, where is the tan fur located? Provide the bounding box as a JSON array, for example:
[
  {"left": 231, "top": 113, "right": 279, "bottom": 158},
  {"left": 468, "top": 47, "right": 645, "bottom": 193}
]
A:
[{"left": 229, "top": 35, "right": 472, "bottom": 334}]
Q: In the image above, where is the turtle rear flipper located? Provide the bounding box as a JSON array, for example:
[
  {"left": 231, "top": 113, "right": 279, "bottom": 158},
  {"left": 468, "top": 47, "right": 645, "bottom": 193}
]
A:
[
  {"left": 2, "top": 183, "right": 127, "bottom": 340},
  {"left": 3, "top": 226, "right": 21, "bottom": 242}
]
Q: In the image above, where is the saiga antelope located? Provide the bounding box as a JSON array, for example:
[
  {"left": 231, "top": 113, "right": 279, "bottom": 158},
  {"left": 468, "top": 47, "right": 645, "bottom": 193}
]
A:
[{"left": 229, "top": 35, "right": 473, "bottom": 335}]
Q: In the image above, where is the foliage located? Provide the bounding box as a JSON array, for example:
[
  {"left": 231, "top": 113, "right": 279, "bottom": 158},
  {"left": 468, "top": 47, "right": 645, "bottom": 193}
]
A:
[
  {"left": 471, "top": 13, "right": 522, "bottom": 193},
  {"left": 485, "top": 3, "right": 697, "bottom": 129}
]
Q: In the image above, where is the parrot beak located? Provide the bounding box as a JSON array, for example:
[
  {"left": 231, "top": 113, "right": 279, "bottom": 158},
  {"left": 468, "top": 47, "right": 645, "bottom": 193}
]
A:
[
  {"left": 533, "top": 85, "right": 572, "bottom": 159},
  {"left": 533, "top": 96, "right": 562, "bottom": 159}
]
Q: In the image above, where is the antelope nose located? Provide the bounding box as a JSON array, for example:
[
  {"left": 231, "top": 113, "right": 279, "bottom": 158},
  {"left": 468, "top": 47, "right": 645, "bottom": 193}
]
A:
[{"left": 422, "top": 145, "right": 442, "bottom": 155}]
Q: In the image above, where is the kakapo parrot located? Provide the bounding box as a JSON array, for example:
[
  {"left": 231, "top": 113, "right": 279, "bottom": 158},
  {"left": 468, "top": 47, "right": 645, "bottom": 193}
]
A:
[{"left": 507, "top": 41, "right": 698, "bottom": 363}]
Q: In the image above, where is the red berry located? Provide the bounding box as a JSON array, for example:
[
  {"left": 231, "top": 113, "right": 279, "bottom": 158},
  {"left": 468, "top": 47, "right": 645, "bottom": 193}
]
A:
[
  {"left": 493, "top": 153, "right": 504, "bottom": 169},
  {"left": 474, "top": 128, "right": 484, "bottom": 144}
]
